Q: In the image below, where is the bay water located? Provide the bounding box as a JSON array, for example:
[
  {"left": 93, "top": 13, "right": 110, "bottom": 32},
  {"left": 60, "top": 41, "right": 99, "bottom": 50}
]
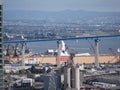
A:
[{"left": 27, "top": 38, "right": 120, "bottom": 55}]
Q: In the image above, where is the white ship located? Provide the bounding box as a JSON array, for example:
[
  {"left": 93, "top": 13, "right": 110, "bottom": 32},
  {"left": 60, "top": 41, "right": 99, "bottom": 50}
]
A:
[{"left": 45, "top": 40, "right": 90, "bottom": 56}]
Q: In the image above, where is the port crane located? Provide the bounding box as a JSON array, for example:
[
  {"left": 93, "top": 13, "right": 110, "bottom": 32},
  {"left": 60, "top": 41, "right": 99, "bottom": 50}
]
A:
[
  {"left": 109, "top": 48, "right": 120, "bottom": 63},
  {"left": 3, "top": 35, "right": 120, "bottom": 68},
  {"left": 5, "top": 44, "right": 11, "bottom": 56}
]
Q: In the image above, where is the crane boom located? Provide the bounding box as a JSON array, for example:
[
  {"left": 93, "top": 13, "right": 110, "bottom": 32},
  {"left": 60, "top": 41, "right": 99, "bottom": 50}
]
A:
[{"left": 109, "top": 48, "right": 119, "bottom": 62}]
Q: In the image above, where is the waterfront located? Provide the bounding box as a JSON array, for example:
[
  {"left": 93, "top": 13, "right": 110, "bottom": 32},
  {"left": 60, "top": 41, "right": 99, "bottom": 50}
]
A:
[
  {"left": 27, "top": 38, "right": 120, "bottom": 54},
  {"left": 3, "top": 0, "right": 120, "bottom": 89},
  {"left": 9, "top": 55, "right": 119, "bottom": 65},
  {"left": 4, "top": 54, "right": 120, "bottom": 90}
]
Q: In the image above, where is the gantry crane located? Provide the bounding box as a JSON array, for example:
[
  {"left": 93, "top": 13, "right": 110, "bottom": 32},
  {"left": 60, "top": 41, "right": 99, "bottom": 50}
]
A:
[{"left": 109, "top": 48, "right": 119, "bottom": 63}]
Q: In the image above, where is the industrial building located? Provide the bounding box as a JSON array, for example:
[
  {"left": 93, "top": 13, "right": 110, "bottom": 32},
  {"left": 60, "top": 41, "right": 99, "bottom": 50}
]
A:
[
  {"left": 0, "top": 0, "right": 3, "bottom": 89},
  {"left": 63, "top": 53, "right": 82, "bottom": 90},
  {"left": 40, "top": 72, "right": 61, "bottom": 90},
  {"left": 64, "top": 66, "right": 81, "bottom": 90}
]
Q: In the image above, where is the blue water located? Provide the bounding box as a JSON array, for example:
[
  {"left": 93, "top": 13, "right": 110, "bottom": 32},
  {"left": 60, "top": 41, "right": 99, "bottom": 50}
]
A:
[{"left": 27, "top": 38, "right": 120, "bottom": 54}]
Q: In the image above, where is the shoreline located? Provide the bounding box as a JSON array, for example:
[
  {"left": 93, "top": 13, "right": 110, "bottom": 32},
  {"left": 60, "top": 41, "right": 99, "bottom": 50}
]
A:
[
  {"left": 25, "top": 54, "right": 119, "bottom": 65},
  {"left": 5, "top": 54, "right": 119, "bottom": 65}
]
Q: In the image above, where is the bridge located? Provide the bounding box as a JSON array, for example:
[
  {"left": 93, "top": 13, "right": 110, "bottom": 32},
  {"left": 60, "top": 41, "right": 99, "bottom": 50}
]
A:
[
  {"left": 3, "top": 35, "right": 120, "bottom": 68},
  {"left": 3, "top": 35, "right": 120, "bottom": 43}
]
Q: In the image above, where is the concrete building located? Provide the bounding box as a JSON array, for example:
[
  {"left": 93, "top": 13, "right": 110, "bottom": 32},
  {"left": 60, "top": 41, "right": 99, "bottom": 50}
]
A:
[
  {"left": 64, "top": 66, "right": 80, "bottom": 90},
  {"left": 64, "top": 67, "right": 71, "bottom": 89},
  {"left": 43, "top": 73, "right": 61, "bottom": 90},
  {"left": 64, "top": 53, "right": 81, "bottom": 90},
  {"left": 40, "top": 72, "right": 61, "bottom": 90},
  {"left": 0, "top": 0, "right": 3, "bottom": 89}
]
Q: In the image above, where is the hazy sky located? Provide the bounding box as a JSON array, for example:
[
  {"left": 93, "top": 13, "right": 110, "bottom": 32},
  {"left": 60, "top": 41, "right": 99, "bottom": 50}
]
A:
[{"left": 3, "top": 0, "right": 120, "bottom": 12}]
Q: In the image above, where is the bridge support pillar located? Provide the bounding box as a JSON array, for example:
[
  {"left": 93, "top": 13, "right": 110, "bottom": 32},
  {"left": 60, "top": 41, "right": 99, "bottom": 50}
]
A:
[
  {"left": 95, "top": 39, "right": 99, "bottom": 68},
  {"left": 57, "top": 41, "right": 61, "bottom": 68}
]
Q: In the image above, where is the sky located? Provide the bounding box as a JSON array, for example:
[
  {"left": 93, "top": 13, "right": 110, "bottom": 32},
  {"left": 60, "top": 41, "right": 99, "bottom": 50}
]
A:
[{"left": 3, "top": 0, "right": 120, "bottom": 12}]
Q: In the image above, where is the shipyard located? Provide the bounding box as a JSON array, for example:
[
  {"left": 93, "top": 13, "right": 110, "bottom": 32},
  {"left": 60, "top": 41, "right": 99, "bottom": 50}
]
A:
[
  {"left": 3, "top": 17, "right": 120, "bottom": 90},
  {"left": 3, "top": 40, "right": 120, "bottom": 90},
  {"left": 1, "top": 0, "right": 120, "bottom": 90}
]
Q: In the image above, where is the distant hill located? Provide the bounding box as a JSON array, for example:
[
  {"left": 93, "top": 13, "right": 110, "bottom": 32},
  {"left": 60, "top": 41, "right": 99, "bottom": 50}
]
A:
[{"left": 3, "top": 10, "right": 120, "bottom": 23}]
